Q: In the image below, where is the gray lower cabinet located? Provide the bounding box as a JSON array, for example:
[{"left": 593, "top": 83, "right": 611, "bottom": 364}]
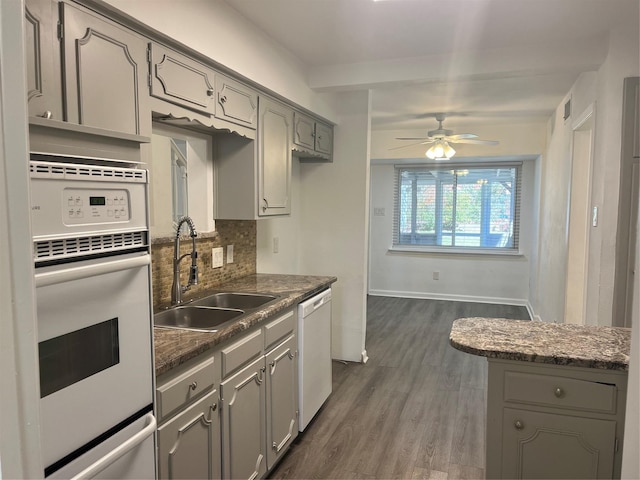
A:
[
  {"left": 24, "top": 0, "right": 63, "bottom": 121},
  {"left": 60, "top": 2, "right": 150, "bottom": 137},
  {"left": 258, "top": 96, "right": 292, "bottom": 216},
  {"left": 158, "top": 390, "right": 222, "bottom": 480},
  {"left": 486, "top": 359, "right": 627, "bottom": 479},
  {"left": 501, "top": 407, "right": 616, "bottom": 479},
  {"left": 221, "top": 355, "right": 267, "bottom": 480},
  {"left": 265, "top": 334, "right": 298, "bottom": 470}
]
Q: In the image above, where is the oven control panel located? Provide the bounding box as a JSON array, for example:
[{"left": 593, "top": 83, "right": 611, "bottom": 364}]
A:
[{"left": 63, "top": 188, "right": 130, "bottom": 224}]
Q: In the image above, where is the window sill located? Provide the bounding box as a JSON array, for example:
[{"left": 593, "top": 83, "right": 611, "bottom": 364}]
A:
[{"left": 388, "top": 245, "right": 524, "bottom": 257}]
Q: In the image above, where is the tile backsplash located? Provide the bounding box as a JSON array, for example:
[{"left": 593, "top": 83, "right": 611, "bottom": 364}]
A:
[{"left": 151, "top": 220, "right": 256, "bottom": 309}]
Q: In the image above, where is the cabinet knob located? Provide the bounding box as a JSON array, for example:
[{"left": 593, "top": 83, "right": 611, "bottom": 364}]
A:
[
  {"left": 190, "top": 381, "right": 198, "bottom": 391},
  {"left": 554, "top": 387, "right": 564, "bottom": 398},
  {"left": 220, "top": 95, "right": 227, "bottom": 103},
  {"left": 41, "top": 110, "right": 52, "bottom": 119},
  {"left": 211, "top": 403, "right": 217, "bottom": 412},
  {"left": 207, "top": 88, "right": 214, "bottom": 97},
  {"left": 514, "top": 420, "right": 524, "bottom": 430}
]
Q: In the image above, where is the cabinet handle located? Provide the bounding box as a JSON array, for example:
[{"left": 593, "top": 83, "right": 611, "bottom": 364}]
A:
[
  {"left": 262, "top": 199, "right": 269, "bottom": 212},
  {"left": 207, "top": 88, "right": 214, "bottom": 97},
  {"left": 211, "top": 403, "right": 217, "bottom": 412},
  {"left": 220, "top": 95, "right": 227, "bottom": 103},
  {"left": 514, "top": 420, "right": 524, "bottom": 430},
  {"left": 554, "top": 387, "right": 564, "bottom": 398},
  {"left": 40, "top": 110, "right": 53, "bottom": 119},
  {"left": 190, "top": 381, "right": 198, "bottom": 391}
]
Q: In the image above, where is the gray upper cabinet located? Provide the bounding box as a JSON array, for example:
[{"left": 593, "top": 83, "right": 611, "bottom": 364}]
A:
[
  {"left": 24, "top": 0, "right": 63, "bottom": 121},
  {"left": 61, "top": 2, "right": 150, "bottom": 137},
  {"left": 259, "top": 96, "right": 292, "bottom": 216},
  {"left": 215, "top": 74, "right": 258, "bottom": 129},
  {"left": 293, "top": 111, "right": 333, "bottom": 161},
  {"left": 149, "top": 42, "right": 216, "bottom": 116}
]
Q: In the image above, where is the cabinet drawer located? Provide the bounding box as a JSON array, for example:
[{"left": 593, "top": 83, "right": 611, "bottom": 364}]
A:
[
  {"left": 157, "top": 356, "right": 215, "bottom": 421},
  {"left": 504, "top": 371, "right": 617, "bottom": 413},
  {"left": 264, "top": 309, "right": 295, "bottom": 350},
  {"left": 222, "top": 329, "right": 263, "bottom": 378}
]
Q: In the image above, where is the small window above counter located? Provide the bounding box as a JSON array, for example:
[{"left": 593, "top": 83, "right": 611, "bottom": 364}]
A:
[{"left": 292, "top": 111, "right": 333, "bottom": 162}]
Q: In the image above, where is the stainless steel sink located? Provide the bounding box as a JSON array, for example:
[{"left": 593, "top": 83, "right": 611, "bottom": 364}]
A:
[
  {"left": 190, "top": 292, "right": 278, "bottom": 310},
  {"left": 154, "top": 306, "right": 244, "bottom": 332}
]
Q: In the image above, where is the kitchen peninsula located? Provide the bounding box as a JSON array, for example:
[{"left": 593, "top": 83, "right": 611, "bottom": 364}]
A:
[{"left": 450, "top": 318, "right": 631, "bottom": 479}]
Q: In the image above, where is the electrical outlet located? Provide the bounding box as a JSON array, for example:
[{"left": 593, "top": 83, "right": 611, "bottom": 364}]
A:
[
  {"left": 227, "top": 245, "right": 234, "bottom": 264},
  {"left": 273, "top": 237, "right": 279, "bottom": 254},
  {"left": 212, "top": 247, "right": 224, "bottom": 268},
  {"left": 433, "top": 271, "right": 440, "bottom": 280}
]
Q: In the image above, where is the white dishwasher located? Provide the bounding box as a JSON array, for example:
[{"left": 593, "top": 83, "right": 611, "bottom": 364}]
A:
[{"left": 298, "top": 288, "right": 332, "bottom": 431}]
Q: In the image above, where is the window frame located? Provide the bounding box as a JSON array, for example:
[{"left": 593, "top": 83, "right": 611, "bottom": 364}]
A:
[{"left": 391, "top": 162, "right": 522, "bottom": 255}]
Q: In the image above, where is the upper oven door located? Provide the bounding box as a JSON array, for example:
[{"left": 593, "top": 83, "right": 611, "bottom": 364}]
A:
[{"left": 35, "top": 251, "right": 154, "bottom": 469}]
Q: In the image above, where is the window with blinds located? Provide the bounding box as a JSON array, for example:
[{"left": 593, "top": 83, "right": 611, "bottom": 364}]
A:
[{"left": 393, "top": 164, "right": 521, "bottom": 251}]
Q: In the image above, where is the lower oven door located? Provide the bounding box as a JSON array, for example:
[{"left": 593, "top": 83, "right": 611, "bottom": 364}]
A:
[{"left": 35, "top": 251, "right": 154, "bottom": 473}]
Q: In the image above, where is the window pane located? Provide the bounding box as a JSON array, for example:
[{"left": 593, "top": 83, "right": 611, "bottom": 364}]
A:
[{"left": 394, "top": 164, "right": 520, "bottom": 251}]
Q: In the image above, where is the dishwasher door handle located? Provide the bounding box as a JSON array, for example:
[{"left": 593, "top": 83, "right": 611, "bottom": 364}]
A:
[{"left": 70, "top": 413, "right": 157, "bottom": 480}]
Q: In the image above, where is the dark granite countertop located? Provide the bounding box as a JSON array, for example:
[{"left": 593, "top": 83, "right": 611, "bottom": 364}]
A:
[
  {"left": 449, "top": 317, "right": 631, "bottom": 371},
  {"left": 154, "top": 273, "right": 336, "bottom": 376}
]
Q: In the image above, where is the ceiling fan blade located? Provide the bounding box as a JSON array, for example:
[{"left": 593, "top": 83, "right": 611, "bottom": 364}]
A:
[
  {"left": 388, "top": 140, "right": 431, "bottom": 151},
  {"left": 395, "top": 137, "right": 432, "bottom": 141},
  {"left": 446, "top": 133, "right": 478, "bottom": 141},
  {"left": 450, "top": 138, "right": 499, "bottom": 145}
]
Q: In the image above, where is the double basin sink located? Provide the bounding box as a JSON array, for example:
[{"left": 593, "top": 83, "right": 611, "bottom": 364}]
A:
[{"left": 154, "top": 292, "right": 279, "bottom": 332}]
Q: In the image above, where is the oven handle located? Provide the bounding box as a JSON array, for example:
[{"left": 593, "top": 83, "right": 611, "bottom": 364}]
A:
[
  {"left": 35, "top": 254, "right": 151, "bottom": 288},
  {"left": 70, "top": 412, "right": 157, "bottom": 480}
]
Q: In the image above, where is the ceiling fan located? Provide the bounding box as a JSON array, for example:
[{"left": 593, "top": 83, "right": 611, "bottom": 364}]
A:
[{"left": 394, "top": 113, "right": 499, "bottom": 159}]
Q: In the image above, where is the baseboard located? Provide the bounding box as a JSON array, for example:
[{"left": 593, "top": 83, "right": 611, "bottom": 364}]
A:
[
  {"left": 525, "top": 301, "right": 542, "bottom": 321},
  {"left": 368, "top": 289, "right": 529, "bottom": 307}
]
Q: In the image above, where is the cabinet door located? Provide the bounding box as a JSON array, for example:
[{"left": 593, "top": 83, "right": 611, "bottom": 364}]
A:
[
  {"left": 258, "top": 97, "right": 292, "bottom": 216},
  {"left": 293, "top": 112, "right": 315, "bottom": 150},
  {"left": 221, "top": 356, "right": 267, "bottom": 480},
  {"left": 216, "top": 75, "right": 258, "bottom": 129},
  {"left": 150, "top": 43, "right": 216, "bottom": 116},
  {"left": 265, "top": 335, "right": 298, "bottom": 470},
  {"left": 502, "top": 407, "right": 616, "bottom": 479},
  {"left": 157, "top": 390, "right": 221, "bottom": 480},
  {"left": 24, "top": 0, "right": 63, "bottom": 121},
  {"left": 315, "top": 122, "right": 333, "bottom": 156},
  {"left": 61, "top": 3, "right": 150, "bottom": 137}
]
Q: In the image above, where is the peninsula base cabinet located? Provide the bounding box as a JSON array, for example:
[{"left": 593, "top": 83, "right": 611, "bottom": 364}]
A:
[{"left": 486, "top": 359, "right": 627, "bottom": 479}]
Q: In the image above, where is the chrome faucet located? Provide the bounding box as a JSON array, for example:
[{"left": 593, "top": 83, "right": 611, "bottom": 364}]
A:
[{"left": 171, "top": 216, "right": 199, "bottom": 306}]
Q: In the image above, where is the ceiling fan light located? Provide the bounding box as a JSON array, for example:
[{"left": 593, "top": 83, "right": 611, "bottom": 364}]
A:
[
  {"left": 444, "top": 142, "right": 456, "bottom": 158},
  {"left": 426, "top": 140, "right": 455, "bottom": 160}
]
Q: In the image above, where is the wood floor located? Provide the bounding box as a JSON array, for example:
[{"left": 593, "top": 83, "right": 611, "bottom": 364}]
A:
[{"left": 268, "top": 296, "right": 530, "bottom": 480}]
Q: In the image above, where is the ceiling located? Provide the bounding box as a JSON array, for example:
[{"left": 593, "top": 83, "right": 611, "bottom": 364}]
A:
[{"left": 223, "top": 0, "right": 638, "bottom": 132}]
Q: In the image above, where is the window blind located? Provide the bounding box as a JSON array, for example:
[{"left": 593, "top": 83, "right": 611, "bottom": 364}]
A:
[{"left": 392, "top": 163, "right": 522, "bottom": 251}]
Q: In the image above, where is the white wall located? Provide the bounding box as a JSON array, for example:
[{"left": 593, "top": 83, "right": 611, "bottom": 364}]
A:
[
  {"left": 297, "top": 91, "right": 372, "bottom": 362},
  {"left": 369, "top": 122, "right": 545, "bottom": 307},
  {"left": 587, "top": 15, "right": 640, "bottom": 327},
  {"left": 0, "top": 0, "right": 42, "bottom": 476},
  {"left": 104, "top": 0, "right": 335, "bottom": 122},
  {"left": 369, "top": 159, "right": 536, "bottom": 306}
]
